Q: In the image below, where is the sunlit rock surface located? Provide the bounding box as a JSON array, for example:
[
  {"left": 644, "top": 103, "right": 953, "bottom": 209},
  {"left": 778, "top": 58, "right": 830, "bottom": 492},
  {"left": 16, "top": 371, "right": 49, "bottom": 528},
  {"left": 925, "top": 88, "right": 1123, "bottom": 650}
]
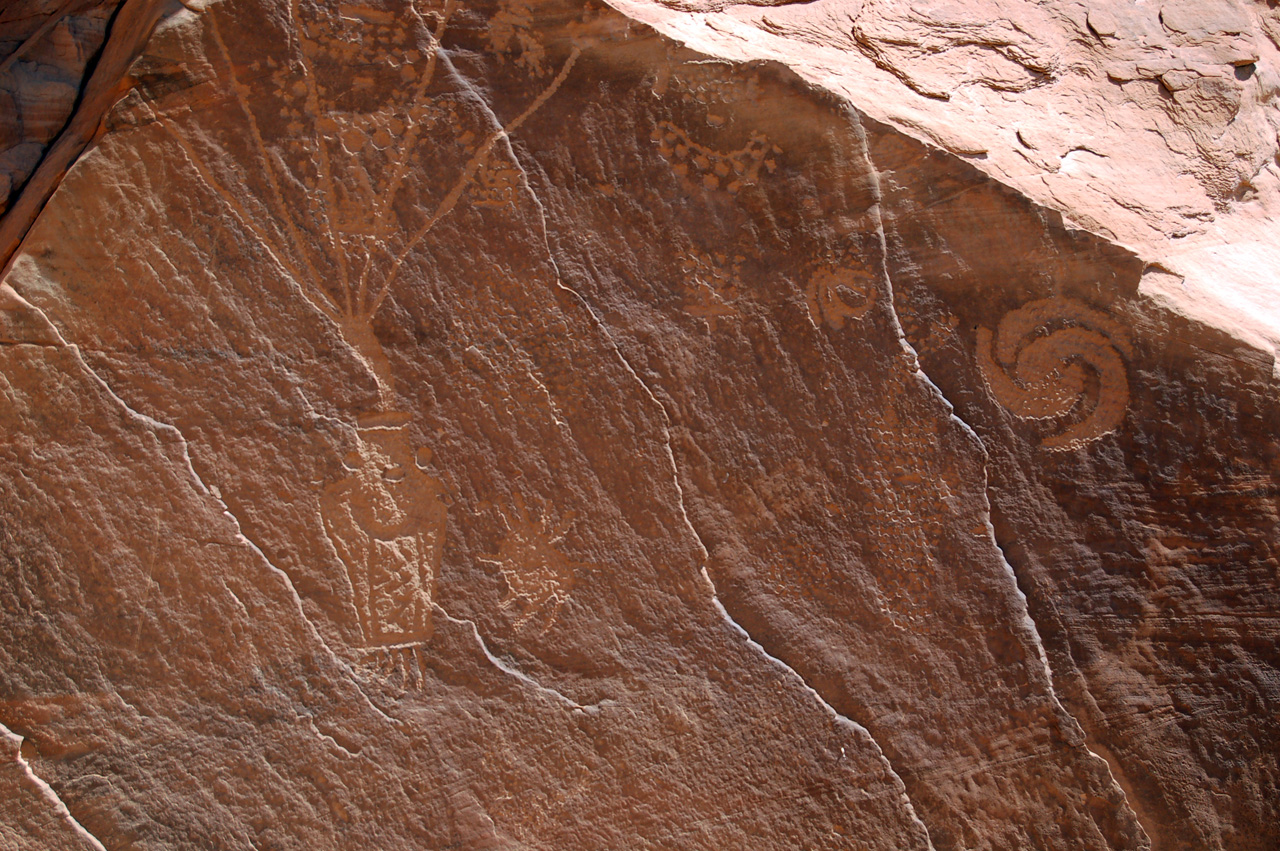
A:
[{"left": 0, "top": 0, "right": 1276, "bottom": 848}]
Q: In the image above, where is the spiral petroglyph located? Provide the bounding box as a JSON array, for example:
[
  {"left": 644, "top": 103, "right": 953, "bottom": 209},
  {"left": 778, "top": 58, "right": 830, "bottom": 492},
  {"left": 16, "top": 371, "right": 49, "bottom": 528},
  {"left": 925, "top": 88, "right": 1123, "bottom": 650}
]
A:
[
  {"left": 977, "top": 297, "right": 1132, "bottom": 449},
  {"left": 805, "top": 264, "right": 876, "bottom": 330}
]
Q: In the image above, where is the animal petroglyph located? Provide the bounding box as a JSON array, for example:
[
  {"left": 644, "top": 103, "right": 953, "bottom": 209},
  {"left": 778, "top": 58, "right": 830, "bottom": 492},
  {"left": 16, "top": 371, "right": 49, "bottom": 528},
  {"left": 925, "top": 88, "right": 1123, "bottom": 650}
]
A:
[
  {"left": 977, "top": 296, "right": 1132, "bottom": 449},
  {"left": 320, "top": 413, "right": 447, "bottom": 655},
  {"left": 479, "top": 496, "right": 578, "bottom": 634},
  {"left": 805, "top": 265, "right": 876, "bottom": 330},
  {"left": 149, "top": 0, "right": 579, "bottom": 408},
  {"left": 652, "top": 120, "right": 779, "bottom": 195}
]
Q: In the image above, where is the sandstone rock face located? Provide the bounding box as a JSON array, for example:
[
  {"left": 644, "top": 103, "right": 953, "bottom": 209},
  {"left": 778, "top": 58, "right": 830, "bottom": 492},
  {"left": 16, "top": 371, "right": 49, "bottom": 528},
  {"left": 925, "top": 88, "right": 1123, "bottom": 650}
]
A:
[
  {"left": 0, "top": 0, "right": 1276, "bottom": 849},
  {"left": 612, "top": 0, "right": 1280, "bottom": 365},
  {"left": 0, "top": 0, "right": 119, "bottom": 215}
]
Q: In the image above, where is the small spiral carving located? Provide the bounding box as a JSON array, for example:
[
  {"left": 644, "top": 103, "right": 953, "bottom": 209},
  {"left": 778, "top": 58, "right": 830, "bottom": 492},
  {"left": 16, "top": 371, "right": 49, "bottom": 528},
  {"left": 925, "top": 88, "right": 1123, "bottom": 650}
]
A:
[
  {"left": 806, "top": 265, "right": 876, "bottom": 330},
  {"left": 977, "top": 297, "right": 1132, "bottom": 449}
]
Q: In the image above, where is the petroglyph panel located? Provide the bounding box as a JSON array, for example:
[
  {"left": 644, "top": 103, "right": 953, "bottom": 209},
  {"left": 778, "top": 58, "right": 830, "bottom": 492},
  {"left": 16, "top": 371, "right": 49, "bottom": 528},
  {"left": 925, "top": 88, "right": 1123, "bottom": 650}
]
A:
[{"left": 2, "top": 0, "right": 1277, "bottom": 847}]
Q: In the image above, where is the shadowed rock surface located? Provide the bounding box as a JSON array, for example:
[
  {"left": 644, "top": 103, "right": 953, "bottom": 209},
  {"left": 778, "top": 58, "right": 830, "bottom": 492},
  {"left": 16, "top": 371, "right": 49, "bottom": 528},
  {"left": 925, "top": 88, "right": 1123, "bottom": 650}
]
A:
[{"left": 0, "top": 0, "right": 1275, "bottom": 848}]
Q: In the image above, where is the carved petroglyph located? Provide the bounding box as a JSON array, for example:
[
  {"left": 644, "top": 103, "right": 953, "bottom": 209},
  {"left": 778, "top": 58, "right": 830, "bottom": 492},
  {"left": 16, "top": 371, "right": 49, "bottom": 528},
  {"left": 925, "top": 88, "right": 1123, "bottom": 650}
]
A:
[
  {"left": 977, "top": 297, "right": 1132, "bottom": 449},
  {"left": 652, "top": 120, "right": 779, "bottom": 195},
  {"left": 471, "top": 154, "right": 524, "bottom": 208},
  {"left": 479, "top": 496, "right": 578, "bottom": 634},
  {"left": 681, "top": 250, "right": 743, "bottom": 331},
  {"left": 127, "top": 1, "right": 588, "bottom": 669},
  {"left": 805, "top": 264, "right": 876, "bottom": 330},
  {"left": 366, "top": 642, "right": 430, "bottom": 689},
  {"left": 148, "top": 0, "right": 579, "bottom": 408},
  {"left": 487, "top": 0, "right": 547, "bottom": 75},
  {"left": 320, "top": 413, "right": 448, "bottom": 654}
]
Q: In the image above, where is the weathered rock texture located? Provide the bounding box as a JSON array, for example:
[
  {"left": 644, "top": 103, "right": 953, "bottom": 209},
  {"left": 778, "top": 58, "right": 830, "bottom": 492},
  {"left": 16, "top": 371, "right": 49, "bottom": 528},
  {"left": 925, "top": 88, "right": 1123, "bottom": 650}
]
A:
[
  {"left": 0, "top": 0, "right": 1275, "bottom": 848},
  {"left": 612, "top": 0, "right": 1280, "bottom": 366},
  {"left": 0, "top": 0, "right": 170, "bottom": 264},
  {"left": 0, "top": 0, "right": 117, "bottom": 213}
]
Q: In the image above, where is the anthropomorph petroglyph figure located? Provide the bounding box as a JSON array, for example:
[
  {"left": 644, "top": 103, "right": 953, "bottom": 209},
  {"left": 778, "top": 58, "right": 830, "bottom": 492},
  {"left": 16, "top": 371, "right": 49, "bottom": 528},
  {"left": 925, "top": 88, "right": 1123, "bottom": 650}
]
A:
[
  {"left": 139, "top": 0, "right": 584, "bottom": 668},
  {"left": 321, "top": 412, "right": 448, "bottom": 659}
]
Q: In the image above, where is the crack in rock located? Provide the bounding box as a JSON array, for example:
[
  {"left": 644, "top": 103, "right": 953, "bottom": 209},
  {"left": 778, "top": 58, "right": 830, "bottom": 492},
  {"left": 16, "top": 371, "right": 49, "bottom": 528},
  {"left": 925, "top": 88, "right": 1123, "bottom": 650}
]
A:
[
  {"left": 855, "top": 121, "right": 1152, "bottom": 848},
  {"left": 434, "top": 605, "right": 591, "bottom": 711},
  {"left": 9, "top": 293, "right": 400, "bottom": 728},
  {"left": 698, "top": 567, "right": 937, "bottom": 849},
  {"left": 1, "top": 721, "right": 109, "bottom": 851}
]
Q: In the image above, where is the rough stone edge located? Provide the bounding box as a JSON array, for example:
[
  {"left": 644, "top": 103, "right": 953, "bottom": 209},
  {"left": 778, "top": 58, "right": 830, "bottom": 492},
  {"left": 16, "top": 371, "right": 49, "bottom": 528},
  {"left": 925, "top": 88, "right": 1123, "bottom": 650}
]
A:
[{"left": 0, "top": 0, "right": 179, "bottom": 278}]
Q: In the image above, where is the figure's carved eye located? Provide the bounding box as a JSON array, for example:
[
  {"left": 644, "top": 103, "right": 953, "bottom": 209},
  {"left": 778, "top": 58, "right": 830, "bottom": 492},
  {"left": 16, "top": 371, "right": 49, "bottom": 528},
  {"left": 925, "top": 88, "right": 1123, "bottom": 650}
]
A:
[{"left": 383, "top": 465, "right": 406, "bottom": 483}]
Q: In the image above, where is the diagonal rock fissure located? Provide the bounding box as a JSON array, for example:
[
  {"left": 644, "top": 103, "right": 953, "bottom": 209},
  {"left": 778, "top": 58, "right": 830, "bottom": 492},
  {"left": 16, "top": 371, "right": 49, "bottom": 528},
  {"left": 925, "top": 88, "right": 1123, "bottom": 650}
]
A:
[
  {"left": 502, "top": 79, "right": 937, "bottom": 842},
  {"left": 699, "top": 567, "right": 938, "bottom": 848},
  {"left": 850, "top": 108, "right": 1151, "bottom": 847},
  {"left": 483, "top": 66, "right": 713, "bottom": 565},
  {"left": 2, "top": 722, "right": 109, "bottom": 851},
  {"left": 985, "top": 519, "right": 1160, "bottom": 850},
  {"left": 10, "top": 296, "right": 399, "bottom": 727},
  {"left": 504, "top": 125, "right": 944, "bottom": 843},
  {"left": 433, "top": 605, "right": 589, "bottom": 710},
  {"left": 969, "top": 440, "right": 1152, "bottom": 846},
  {"left": 0, "top": 0, "right": 173, "bottom": 276},
  {"left": 857, "top": 120, "right": 1154, "bottom": 843}
]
